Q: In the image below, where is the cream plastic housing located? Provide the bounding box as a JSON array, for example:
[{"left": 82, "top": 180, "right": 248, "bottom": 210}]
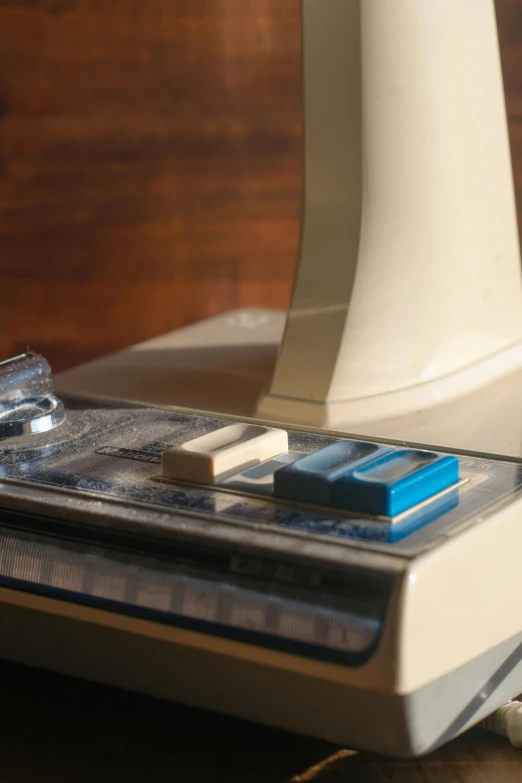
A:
[{"left": 258, "top": 0, "right": 522, "bottom": 426}]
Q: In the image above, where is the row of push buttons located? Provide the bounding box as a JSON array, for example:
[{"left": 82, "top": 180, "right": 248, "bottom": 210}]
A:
[{"left": 161, "top": 424, "right": 459, "bottom": 518}]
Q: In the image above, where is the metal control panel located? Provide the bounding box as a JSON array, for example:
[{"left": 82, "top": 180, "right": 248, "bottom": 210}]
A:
[{"left": 0, "top": 394, "right": 519, "bottom": 556}]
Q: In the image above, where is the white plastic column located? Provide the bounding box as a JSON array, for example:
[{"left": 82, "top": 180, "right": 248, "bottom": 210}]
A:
[{"left": 258, "top": 0, "right": 522, "bottom": 427}]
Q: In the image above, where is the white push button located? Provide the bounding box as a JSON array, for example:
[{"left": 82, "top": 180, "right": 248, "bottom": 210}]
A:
[{"left": 161, "top": 424, "right": 288, "bottom": 484}]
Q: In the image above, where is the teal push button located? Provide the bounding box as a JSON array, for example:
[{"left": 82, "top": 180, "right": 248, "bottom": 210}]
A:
[
  {"left": 273, "top": 440, "right": 393, "bottom": 506},
  {"left": 331, "top": 449, "right": 459, "bottom": 517}
]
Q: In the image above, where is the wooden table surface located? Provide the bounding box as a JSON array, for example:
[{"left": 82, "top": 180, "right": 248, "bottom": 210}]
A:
[
  {"left": 1, "top": 1, "right": 522, "bottom": 780},
  {"left": 0, "top": 660, "right": 521, "bottom": 783}
]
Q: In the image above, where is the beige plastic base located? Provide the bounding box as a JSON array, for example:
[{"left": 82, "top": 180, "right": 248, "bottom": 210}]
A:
[
  {"left": 56, "top": 309, "right": 522, "bottom": 460},
  {"left": 259, "top": 339, "right": 522, "bottom": 433},
  {"left": 57, "top": 310, "right": 283, "bottom": 418}
]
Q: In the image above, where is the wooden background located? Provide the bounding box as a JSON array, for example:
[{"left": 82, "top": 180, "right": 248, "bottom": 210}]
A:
[
  {"left": 1, "top": 1, "right": 522, "bottom": 780},
  {"left": 0, "top": 0, "right": 302, "bottom": 370}
]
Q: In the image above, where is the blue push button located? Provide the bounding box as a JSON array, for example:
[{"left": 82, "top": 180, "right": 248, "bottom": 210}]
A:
[
  {"left": 331, "top": 449, "right": 459, "bottom": 517},
  {"left": 273, "top": 440, "right": 393, "bottom": 507}
]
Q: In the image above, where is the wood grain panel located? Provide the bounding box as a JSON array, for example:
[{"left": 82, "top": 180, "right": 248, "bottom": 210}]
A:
[{"left": 0, "top": 0, "right": 301, "bottom": 369}]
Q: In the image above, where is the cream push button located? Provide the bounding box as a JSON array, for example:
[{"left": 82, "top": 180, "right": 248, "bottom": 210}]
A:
[
  {"left": 331, "top": 449, "right": 459, "bottom": 517},
  {"left": 273, "top": 440, "right": 393, "bottom": 507},
  {"left": 161, "top": 424, "right": 289, "bottom": 484}
]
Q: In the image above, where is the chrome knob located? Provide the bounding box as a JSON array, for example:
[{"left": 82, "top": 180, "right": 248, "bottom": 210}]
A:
[{"left": 0, "top": 352, "right": 66, "bottom": 438}]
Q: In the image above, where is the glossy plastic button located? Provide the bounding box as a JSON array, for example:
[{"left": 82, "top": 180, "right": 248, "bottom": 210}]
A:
[
  {"left": 331, "top": 449, "right": 459, "bottom": 517},
  {"left": 161, "top": 424, "right": 288, "bottom": 484},
  {"left": 273, "top": 440, "right": 393, "bottom": 506}
]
